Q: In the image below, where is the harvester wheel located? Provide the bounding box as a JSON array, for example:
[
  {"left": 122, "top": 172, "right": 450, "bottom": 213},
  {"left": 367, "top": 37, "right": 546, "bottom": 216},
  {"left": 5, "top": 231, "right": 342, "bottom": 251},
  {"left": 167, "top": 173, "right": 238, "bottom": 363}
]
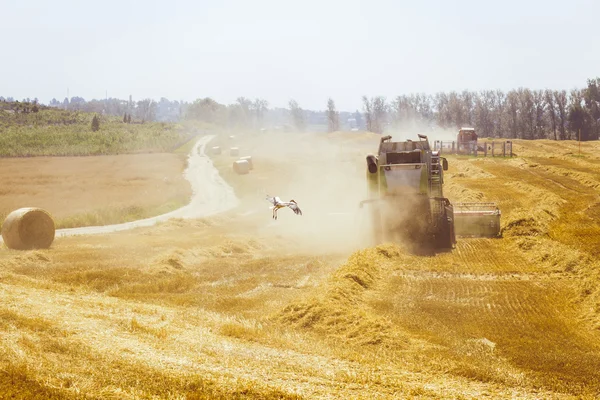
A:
[{"left": 435, "top": 218, "right": 455, "bottom": 249}]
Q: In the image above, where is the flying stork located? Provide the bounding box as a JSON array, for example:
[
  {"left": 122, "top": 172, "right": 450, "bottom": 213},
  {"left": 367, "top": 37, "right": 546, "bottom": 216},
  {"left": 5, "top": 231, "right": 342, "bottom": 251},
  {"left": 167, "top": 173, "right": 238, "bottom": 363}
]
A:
[{"left": 265, "top": 195, "right": 302, "bottom": 220}]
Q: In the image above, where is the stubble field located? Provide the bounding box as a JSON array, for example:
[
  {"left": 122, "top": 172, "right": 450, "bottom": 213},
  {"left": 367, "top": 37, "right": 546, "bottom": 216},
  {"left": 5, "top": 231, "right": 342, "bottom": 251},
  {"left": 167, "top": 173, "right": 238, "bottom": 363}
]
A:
[
  {"left": 1, "top": 132, "right": 600, "bottom": 399},
  {"left": 0, "top": 153, "right": 191, "bottom": 228}
]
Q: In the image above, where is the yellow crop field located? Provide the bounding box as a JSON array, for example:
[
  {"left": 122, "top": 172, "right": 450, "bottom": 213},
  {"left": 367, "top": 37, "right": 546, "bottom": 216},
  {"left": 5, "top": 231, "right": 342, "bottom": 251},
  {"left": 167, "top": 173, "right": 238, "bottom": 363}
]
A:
[
  {"left": 1, "top": 132, "right": 600, "bottom": 399},
  {"left": 0, "top": 153, "right": 191, "bottom": 228}
]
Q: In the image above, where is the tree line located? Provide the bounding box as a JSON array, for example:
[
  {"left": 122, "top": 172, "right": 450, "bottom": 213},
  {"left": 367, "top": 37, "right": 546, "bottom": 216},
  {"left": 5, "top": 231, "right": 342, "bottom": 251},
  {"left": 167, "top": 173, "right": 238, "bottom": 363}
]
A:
[
  {"left": 361, "top": 77, "right": 600, "bottom": 141},
  {"left": 3, "top": 76, "right": 598, "bottom": 139}
]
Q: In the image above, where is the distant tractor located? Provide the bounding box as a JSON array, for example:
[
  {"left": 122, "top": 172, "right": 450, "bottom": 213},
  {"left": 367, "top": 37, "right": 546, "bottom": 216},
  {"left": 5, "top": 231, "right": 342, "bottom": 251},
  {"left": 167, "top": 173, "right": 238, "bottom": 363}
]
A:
[
  {"left": 457, "top": 127, "right": 483, "bottom": 154},
  {"left": 360, "top": 134, "right": 501, "bottom": 249}
]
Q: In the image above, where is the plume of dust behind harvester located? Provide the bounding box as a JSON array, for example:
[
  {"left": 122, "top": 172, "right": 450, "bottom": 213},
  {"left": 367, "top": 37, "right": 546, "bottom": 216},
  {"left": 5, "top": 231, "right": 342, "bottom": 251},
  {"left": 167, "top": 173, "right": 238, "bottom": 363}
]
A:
[{"left": 360, "top": 134, "right": 501, "bottom": 249}]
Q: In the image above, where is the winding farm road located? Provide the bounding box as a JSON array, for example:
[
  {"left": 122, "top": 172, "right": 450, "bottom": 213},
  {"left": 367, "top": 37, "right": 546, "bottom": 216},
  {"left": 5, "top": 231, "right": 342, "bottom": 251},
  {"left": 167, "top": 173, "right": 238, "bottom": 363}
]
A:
[{"left": 48, "top": 135, "right": 238, "bottom": 239}]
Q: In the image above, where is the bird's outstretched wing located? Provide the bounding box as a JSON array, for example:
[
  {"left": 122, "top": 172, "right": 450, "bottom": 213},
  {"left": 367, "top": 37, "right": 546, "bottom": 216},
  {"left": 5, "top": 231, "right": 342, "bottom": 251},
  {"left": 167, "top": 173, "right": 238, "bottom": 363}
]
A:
[
  {"left": 265, "top": 195, "right": 277, "bottom": 206},
  {"left": 286, "top": 201, "right": 302, "bottom": 216}
]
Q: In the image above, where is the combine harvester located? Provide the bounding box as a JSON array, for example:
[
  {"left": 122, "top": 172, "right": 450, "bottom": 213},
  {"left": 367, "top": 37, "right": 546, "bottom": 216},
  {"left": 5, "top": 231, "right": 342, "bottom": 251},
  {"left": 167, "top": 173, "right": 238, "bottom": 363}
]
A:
[
  {"left": 361, "top": 134, "right": 500, "bottom": 248},
  {"left": 433, "top": 127, "right": 513, "bottom": 157}
]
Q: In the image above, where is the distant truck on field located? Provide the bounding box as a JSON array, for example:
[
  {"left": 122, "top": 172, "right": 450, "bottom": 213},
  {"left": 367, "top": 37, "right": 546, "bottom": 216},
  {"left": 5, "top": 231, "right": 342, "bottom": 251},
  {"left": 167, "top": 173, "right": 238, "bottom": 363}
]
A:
[
  {"left": 433, "top": 128, "right": 513, "bottom": 157},
  {"left": 457, "top": 127, "right": 483, "bottom": 154}
]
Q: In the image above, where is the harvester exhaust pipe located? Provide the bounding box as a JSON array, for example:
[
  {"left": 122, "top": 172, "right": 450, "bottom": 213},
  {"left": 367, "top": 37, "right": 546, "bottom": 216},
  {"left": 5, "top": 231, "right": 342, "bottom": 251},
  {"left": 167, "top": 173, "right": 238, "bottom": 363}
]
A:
[{"left": 377, "top": 136, "right": 392, "bottom": 155}]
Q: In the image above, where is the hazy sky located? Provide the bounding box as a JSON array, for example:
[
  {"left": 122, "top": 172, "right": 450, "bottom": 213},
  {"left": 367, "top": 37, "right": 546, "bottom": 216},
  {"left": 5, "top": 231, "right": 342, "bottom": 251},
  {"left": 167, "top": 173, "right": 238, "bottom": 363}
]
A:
[{"left": 1, "top": 0, "right": 598, "bottom": 111}]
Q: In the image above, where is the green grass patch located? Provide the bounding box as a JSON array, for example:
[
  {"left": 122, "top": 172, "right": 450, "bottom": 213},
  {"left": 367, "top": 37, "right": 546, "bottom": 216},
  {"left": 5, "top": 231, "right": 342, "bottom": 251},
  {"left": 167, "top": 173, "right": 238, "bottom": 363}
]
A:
[{"left": 0, "top": 107, "right": 199, "bottom": 156}]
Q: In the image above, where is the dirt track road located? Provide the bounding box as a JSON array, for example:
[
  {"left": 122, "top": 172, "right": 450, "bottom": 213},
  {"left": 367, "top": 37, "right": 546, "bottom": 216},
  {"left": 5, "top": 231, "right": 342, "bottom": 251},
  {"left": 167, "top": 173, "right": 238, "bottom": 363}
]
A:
[
  {"left": 0, "top": 135, "right": 238, "bottom": 241},
  {"left": 56, "top": 135, "right": 239, "bottom": 237}
]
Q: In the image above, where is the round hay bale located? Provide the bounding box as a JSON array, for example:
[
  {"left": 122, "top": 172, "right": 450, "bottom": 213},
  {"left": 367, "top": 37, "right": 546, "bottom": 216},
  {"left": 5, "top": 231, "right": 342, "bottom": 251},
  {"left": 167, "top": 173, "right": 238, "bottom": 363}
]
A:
[
  {"left": 233, "top": 160, "right": 250, "bottom": 175},
  {"left": 2, "top": 208, "right": 55, "bottom": 250},
  {"left": 211, "top": 146, "right": 221, "bottom": 155},
  {"left": 228, "top": 135, "right": 235, "bottom": 140},
  {"left": 230, "top": 147, "right": 240, "bottom": 157},
  {"left": 239, "top": 156, "right": 253, "bottom": 170}
]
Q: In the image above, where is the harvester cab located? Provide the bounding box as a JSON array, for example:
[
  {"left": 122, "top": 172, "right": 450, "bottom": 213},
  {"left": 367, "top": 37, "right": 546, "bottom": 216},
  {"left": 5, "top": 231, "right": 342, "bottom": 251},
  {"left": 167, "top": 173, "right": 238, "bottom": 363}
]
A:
[{"left": 361, "top": 134, "right": 456, "bottom": 248}]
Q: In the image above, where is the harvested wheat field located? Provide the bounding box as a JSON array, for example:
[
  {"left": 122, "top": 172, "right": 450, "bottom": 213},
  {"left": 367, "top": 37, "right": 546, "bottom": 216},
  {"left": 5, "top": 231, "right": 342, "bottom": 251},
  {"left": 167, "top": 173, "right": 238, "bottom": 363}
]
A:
[
  {"left": 0, "top": 153, "right": 191, "bottom": 229},
  {"left": 2, "top": 132, "right": 600, "bottom": 399}
]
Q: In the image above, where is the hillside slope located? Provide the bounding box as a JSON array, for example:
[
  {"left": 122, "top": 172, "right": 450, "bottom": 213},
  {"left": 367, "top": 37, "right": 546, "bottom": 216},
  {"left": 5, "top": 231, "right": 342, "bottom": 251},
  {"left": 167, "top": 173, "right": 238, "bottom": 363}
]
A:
[{"left": 0, "top": 102, "right": 195, "bottom": 156}]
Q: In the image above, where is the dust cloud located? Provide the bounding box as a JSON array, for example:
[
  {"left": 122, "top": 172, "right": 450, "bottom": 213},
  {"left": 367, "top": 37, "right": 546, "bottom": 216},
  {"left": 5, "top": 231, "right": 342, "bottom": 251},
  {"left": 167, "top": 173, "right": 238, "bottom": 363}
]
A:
[
  {"left": 220, "top": 123, "right": 464, "bottom": 255},
  {"left": 384, "top": 119, "right": 462, "bottom": 143},
  {"left": 228, "top": 131, "right": 381, "bottom": 254}
]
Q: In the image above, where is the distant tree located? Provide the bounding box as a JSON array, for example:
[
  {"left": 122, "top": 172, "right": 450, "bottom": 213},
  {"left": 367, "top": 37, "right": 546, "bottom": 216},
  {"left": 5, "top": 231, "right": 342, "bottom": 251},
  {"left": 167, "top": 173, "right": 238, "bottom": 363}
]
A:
[
  {"left": 473, "top": 91, "right": 494, "bottom": 137},
  {"left": 236, "top": 97, "right": 253, "bottom": 127},
  {"left": 91, "top": 115, "right": 100, "bottom": 131},
  {"left": 434, "top": 92, "right": 450, "bottom": 127},
  {"left": 568, "top": 103, "right": 592, "bottom": 140},
  {"left": 362, "top": 96, "right": 373, "bottom": 132},
  {"left": 252, "top": 98, "right": 269, "bottom": 128},
  {"left": 391, "top": 95, "right": 411, "bottom": 127},
  {"left": 517, "top": 88, "right": 535, "bottom": 139},
  {"left": 505, "top": 90, "right": 520, "bottom": 138},
  {"left": 186, "top": 97, "right": 223, "bottom": 123},
  {"left": 353, "top": 110, "right": 363, "bottom": 129},
  {"left": 372, "top": 96, "right": 387, "bottom": 134},
  {"left": 532, "top": 90, "right": 547, "bottom": 139},
  {"left": 460, "top": 91, "right": 474, "bottom": 125},
  {"left": 447, "top": 92, "right": 465, "bottom": 128},
  {"left": 127, "top": 114, "right": 131, "bottom": 123},
  {"left": 584, "top": 77, "right": 600, "bottom": 140},
  {"left": 123, "top": 113, "right": 127, "bottom": 123},
  {"left": 568, "top": 89, "right": 593, "bottom": 140},
  {"left": 226, "top": 104, "right": 244, "bottom": 128},
  {"left": 362, "top": 96, "right": 386, "bottom": 134},
  {"left": 492, "top": 90, "right": 506, "bottom": 138},
  {"left": 70, "top": 96, "right": 86, "bottom": 111},
  {"left": 326, "top": 98, "right": 339, "bottom": 132},
  {"left": 32, "top": 104, "right": 39, "bottom": 113},
  {"left": 136, "top": 98, "right": 156, "bottom": 122},
  {"left": 545, "top": 89, "right": 558, "bottom": 140},
  {"left": 554, "top": 90, "right": 568, "bottom": 140},
  {"left": 288, "top": 99, "right": 305, "bottom": 131}
]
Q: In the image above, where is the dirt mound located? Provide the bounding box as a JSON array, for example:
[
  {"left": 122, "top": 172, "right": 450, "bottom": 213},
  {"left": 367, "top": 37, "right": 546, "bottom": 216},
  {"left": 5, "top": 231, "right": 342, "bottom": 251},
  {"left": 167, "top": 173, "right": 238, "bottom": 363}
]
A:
[
  {"left": 501, "top": 181, "right": 565, "bottom": 237},
  {"left": 277, "top": 244, "right": 408, "bottom": 347},
  {"left": 0, "top": 250, "right": 53, "bottom": 277},
  {"left": 501, "top": 217, "right": 543, "bottom": 237},
  {"left": 445, "top": 182, "right": 485, "bottom": 203},
  {"left": 539, "top": 164, "right": 600, "bottom": 190},
  {"left": 450, "top": 161, "right": 495, "bottom": 179},
  {"left": 149, "top": 250, "right": 187, "bottom": 275}
]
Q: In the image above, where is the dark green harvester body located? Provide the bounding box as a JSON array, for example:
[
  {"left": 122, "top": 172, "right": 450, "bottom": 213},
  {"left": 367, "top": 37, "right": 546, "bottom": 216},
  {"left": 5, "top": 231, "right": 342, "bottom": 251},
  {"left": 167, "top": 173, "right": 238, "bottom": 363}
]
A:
[{"left": 361, "top": 134, "right": 500, "bottom": 248}]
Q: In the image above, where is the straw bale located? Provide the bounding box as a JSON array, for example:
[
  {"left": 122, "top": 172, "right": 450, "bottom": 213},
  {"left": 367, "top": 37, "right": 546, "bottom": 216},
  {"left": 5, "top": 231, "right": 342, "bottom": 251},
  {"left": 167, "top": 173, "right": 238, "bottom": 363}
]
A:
[
  {"left": 233, "top": 160, "right": 250, "bottom": 175},
  {"left": 211, "top": 146, "right": 221, "bottom": 155},
  {"left": 239, "top": 156, "right": 253, "bottom": 170},
  {"left": 230, "top": 147, "right": 240, "bottom": 157},
  {"left": 1, "top": 207, "right": 55, "bottom": 250}
]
